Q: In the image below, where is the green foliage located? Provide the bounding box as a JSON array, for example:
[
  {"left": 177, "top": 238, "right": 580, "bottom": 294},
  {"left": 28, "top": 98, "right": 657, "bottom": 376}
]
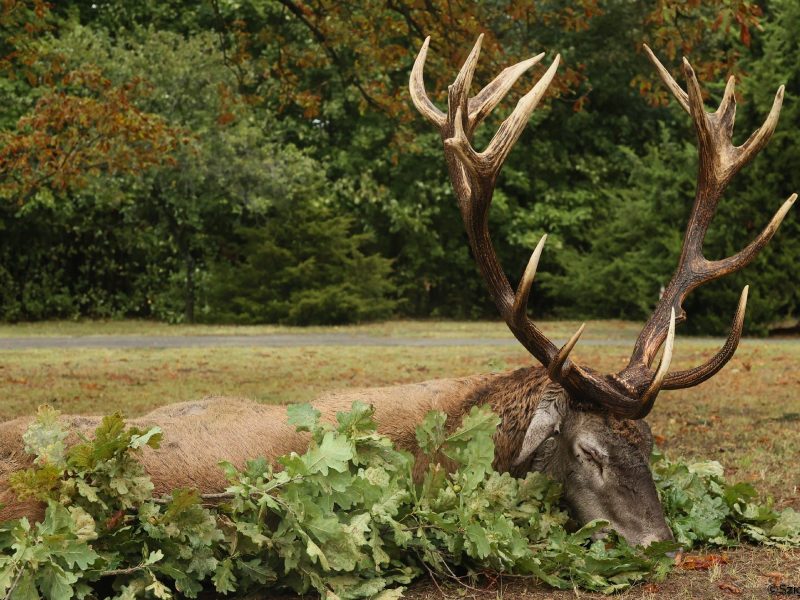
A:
[
  {"left": 652, "top": 450, "right": 800, "bottom": 549},
  {"left": 541, "top": 130, "right": 696, "bottom": 322},
  {"left": 726, "top": 0, "right": 800, "bottom": 333},
  {"left": 201, "top": 185, "right": 396, "bottom": 325},
  {"left": 2, "top": 405, "right": 799, "bottom": 599},
  {"left": 0, "top": 24, "right": 396, "bottom": 325},
  {"left": 2, "top": 1, "right": 796, "bottom": 330}
]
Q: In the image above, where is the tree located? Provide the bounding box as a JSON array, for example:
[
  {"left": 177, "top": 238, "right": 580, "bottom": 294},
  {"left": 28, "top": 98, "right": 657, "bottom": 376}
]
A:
[
  {"left": 203, "top": 145, "right": 396, "bottom": 325},
  {"left": 0, "top": 22, "right": 396, "bottom": 323},
  {"left": 2, "top": 0, "right": 795, "bottom": 331},
  {"left": 0, "top": 3, "right": 180, "bottom": 204},
  {"left": 200, "top": 0, "right": 768, "bottom": 320}
]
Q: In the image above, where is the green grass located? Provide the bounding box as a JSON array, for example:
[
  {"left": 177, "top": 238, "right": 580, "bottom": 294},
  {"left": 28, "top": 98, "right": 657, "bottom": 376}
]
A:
[{"left": 1, "top": 319, "right": 799, "bottom": 598}]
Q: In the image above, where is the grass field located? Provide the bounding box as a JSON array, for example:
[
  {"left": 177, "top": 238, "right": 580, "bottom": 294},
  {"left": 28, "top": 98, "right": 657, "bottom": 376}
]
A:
[
  {"left": 0, "top": 317, "right": 645, "bottom": 340},
  {"left": 1, "top": 319, "right": 799, "bottom": 599}
]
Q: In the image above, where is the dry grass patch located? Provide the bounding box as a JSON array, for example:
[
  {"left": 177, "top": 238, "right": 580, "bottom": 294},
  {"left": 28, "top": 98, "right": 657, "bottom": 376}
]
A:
[{"left": 0, "top": 318, "right": 644, "bottom": 340}]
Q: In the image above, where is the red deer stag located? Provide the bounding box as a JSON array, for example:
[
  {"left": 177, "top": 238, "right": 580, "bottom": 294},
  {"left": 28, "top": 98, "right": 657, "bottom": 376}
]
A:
[{"left": 1, "top": 38, "right": 795, "bottom": 548}]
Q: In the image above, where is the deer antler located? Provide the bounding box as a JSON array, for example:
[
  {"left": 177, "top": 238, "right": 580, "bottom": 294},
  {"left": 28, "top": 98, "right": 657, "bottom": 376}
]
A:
[
  {"left": 613, "top": 46, "right": 796, "bottom": 396},
  {"left": 410, "top": 37, "right": 795, "bottom": 420},
  {"left": 410, "top": 36, "right": 677, "bottom": 418}
]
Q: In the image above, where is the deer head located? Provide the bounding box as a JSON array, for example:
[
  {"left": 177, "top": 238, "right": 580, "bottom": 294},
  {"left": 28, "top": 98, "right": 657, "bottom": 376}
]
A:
[{"left": 410, "top": 35, "right": 794, "bottom": 546}]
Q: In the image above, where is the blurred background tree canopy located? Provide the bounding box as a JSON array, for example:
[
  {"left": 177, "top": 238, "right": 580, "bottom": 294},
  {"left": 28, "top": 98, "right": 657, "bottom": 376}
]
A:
[{"left": 0, "top": 0, "right": 796, "bottom": 332}]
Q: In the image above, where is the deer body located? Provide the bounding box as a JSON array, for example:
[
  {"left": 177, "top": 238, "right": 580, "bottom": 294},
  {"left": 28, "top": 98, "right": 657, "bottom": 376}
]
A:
[
  {"left": 0, "top": 370, "right": 523, "bottom": 522},
  {"left": 0, "top": 367, "right": 670, "bottom": 545}
]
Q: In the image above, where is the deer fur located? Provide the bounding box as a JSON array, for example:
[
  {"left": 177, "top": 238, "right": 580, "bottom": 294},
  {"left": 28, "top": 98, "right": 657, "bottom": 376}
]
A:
[{"left": 0, "top": 368, "right": 537, "bottom": 521}]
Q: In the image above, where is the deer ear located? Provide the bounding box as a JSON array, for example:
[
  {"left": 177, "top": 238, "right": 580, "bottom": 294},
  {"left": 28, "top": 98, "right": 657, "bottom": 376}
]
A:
[{"left": 512, "top": 396, "right": 566, "bottom": 466}]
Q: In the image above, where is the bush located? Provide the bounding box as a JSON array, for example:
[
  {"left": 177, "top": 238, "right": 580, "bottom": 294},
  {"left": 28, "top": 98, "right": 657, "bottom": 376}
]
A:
[{"left": 203, "top": 214, "right": 396, "bottom": 326}]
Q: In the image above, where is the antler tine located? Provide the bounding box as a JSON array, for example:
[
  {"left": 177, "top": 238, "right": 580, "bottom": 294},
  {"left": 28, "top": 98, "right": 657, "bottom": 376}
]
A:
[
  {"left": 632, "top": 308, "right": 676, "bottom": 418},
  {"left": 737, "top": 85, "right": 784, "bottom": 167},
  {"left": 511, "top": 234, "right": 587, "bottom": 382},
  {"left": 448, "top": 35, "right": 483, "bottom": 123},
  {"left": 682, "top": 59, "right": 715, "bottom": 151},
  {"left": 643, "top": 44, "right": 689, "bottom": 113},
  {"left": 648, "top": 308, "right": 677, "bottom": 397},
  {"left": 410, "top": 37, "right": 446, "bottom": 129},
  {"left": 511, "top": 234, "right": 547, "bottom": 323},
  {"left": 481, "top": 55, "right": 561, "bottom": 176},
  {"left": 717, "top": 76, "right": 737, "bottom": 137},
  {"left": 665, "top": 286, "right": 748, "bottom": 389},
  {"left": 548, "top": 323, "right": 586, "bottom": 380},
  {"left": 468, "top": 53, "right": 546, "bottom": 134},
  {"left": 707, "top": 193, "right": 797, "bottom": 275}
]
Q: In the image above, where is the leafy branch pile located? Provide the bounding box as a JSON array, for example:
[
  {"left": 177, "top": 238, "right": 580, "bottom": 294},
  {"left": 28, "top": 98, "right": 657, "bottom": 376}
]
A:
[
  {"left": 1, "top": 404, "right": 799, "bottom": 599},
  {"left": 653, "top": 450, "right": 800, "bottom": 549}
]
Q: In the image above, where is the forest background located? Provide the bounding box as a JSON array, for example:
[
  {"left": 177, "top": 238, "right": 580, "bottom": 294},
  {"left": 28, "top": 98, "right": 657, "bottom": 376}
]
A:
[{"left": 0, "top": 0, "right": 797, "bottom": 334}]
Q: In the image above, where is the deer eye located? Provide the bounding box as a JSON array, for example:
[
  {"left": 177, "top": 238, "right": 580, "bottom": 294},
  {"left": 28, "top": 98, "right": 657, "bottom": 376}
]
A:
[{"left": 577, "top": 442, "right": 606, "bottom": 468}]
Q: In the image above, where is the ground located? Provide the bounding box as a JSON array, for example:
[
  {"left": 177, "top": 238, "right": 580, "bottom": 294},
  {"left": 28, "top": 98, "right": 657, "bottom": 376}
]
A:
[
  {"left": 1, "top": 319, "right": 799, "bottom": 599},
  {"left": 400, "top": 547, "right": 800, "bottom": 599}
]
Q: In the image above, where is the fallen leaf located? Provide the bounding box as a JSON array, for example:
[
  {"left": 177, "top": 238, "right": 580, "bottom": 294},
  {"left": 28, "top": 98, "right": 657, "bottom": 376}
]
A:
[
  {"left": 643, "top": 583, "right": 661, "bottom": 593},
  {"left": 105, "top": 509, "right": 126, "bottom": 530},
  {"left": 718, "top": 582, "right": 741, "bottom": 594},
  {"left": 679, "top": 553, "right": 729, "bottom": 570},
  {"left": 108, "top": 373, "right": 139, "bottom": 384},
  {"left": 765, "top": 571, "right": 784, "bottom": 584}
]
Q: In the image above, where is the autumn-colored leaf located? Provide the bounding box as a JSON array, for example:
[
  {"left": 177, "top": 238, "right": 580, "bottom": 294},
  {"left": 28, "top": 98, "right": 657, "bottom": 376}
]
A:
[
  {"left": 678, "top": 553, "right": 729, "bottom": 570},
  {"left": 104, "top": 508, "right": 126, "bottom": 531},
  {"left": 718, "top": 581, "right": 742, "bottom": 594},
  {"left": 740, "top": 23, "right": 751, "bottom": 47},
  {"left": 0, "top": 69, "right": 182, "bottom": 201},
  {"left": 80, "top": 382, "right": 105, "bottom": 391},
  {"left": 718, "top": 581, "right": 742, "bottom": 595},
  {"left": 216, "top": 112, "right": 236, "bottom": 126},
  {"left": 765, "top": 571, "right": 784, "bottom": 584}
]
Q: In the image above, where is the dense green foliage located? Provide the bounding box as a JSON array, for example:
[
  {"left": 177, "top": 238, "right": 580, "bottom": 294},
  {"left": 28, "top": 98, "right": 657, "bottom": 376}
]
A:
[
  {"left": 2, "top": 405, "right": 799, "bottom": 598},
  {"left": 0, "top": 1, "right": 797, "bottom": 330}
]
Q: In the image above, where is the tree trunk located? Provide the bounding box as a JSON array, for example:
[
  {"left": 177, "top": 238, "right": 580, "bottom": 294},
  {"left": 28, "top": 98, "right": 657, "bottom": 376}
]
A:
[{"left": 185, "top": 252, "right": 195, "bottom": 323}]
